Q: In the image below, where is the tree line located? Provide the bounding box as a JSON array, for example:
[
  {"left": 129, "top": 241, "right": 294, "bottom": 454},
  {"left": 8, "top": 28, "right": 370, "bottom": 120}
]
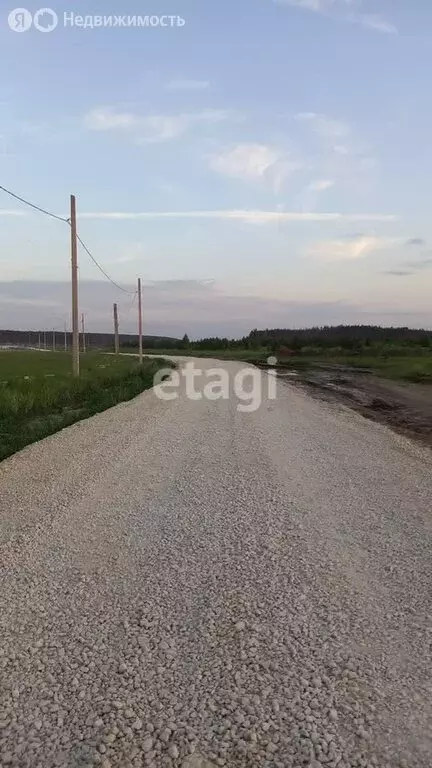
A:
[
  {"left": 248, "top": 325, "right": 432, "bottom": 351},
  {"left": 2, "top": 325, "right": 432, "bottom": 353}
]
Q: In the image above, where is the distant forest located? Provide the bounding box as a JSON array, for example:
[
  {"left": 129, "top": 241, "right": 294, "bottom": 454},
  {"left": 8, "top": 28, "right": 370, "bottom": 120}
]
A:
[
  {"left": 248, "top": 325, "right": 432, "bottom": 351},
  {"left": 1, "top": 325, "right": 432, "bottom": 352},
  {"left": 127, "top": 325, "right": 432, "bottom": 352},
  {"left": 0, "top": 329, "right": 179, "bottom": 349}
]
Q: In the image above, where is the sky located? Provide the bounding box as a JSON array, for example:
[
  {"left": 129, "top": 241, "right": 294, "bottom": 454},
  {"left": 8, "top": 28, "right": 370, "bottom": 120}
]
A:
[{"left": 1, "top": 0, "right": 432, "bottom": 337}]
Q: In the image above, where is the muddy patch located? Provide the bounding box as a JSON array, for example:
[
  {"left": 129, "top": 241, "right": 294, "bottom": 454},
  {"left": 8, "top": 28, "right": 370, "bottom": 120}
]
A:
[{"left": 256, "top": 361, "right": 432, "bottom": 448}]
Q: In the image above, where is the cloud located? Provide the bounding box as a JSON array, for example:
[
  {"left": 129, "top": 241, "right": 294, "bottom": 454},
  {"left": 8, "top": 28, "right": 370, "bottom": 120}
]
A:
[
  {"left": 210, "top": 143, "right": 301, "bottom": 190},
  {"left": 0, "top": 294, "right": 62, "bottom": 308},
  {"left": 112, "top": 243, "right": 146, "bottom": 264},
  {"left": 381, "top": 252, "right": 432, "bottom": 277},
  {"left": 0, "top": 260, "right": 32, "bottom": 280},
  {"left": 77, "top": 209, "right": 395, "bottom": 225},
  {"left": 277, "top": 0, "right": 351, "bottom": 10},
  {"left": 299, "top": 179, "right": 335, "bottom": 214},
  {"left": 333, "top": 145, "right": 350, "bottom": 155},
  {"left": 405, "top": 238, "right": 426, "bottom": 247},
  {"left": 382, "top": 270, "right": 414, "bottom": 277},
  {"left": 211, "top": 144, "right": 281, "bottom": 180},
  {"left": 401, "top": 257, "right": 432, "bottom": 271},
  {"left": 275, "top": 0, "right": 397, "bottom": 34},
  {"left": 296, "top": 112, "right": 377, "bottom": 192},
  {"left": 166, "top": 79, "right": 210, "bottom": 90},
  {"left": 296, "top": 112, "right": 349, "bottom": 139},
  {"left": 309, "top": 234, "right": 394, "bottom": 262},
  {"left": 2, "top": 279, "right": 427, "bottom": 338},
  {"left": 359, "top": 14, "right": 397, "bottom": 34},
  {"left": 309, "top": 179, "right": 335, "bottom": 191},
  {"left": 0, "top": 206, "right": 395, "bottom": 225},
  {"left": 84, "top": 107, "right": 231, "bottom": 143},
  {"left": 84, "top": 108, "right": 137, "bottom": 131}
]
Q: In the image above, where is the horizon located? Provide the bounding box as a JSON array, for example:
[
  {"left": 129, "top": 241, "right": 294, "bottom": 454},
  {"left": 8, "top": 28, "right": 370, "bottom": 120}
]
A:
[{"left": 1, "top": 316, "right": 432, "bottom": 341}]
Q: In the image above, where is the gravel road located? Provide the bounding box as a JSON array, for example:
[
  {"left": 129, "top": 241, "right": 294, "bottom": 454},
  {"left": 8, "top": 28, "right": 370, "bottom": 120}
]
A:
[{"left": 1, "top": 357, "right": 431, "bottom": 768}]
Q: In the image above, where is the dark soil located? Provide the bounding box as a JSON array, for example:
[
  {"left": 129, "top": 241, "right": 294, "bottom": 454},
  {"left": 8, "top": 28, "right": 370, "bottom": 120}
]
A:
[{"left": 254, "top": 361, "right": 432, "bottom": 449}]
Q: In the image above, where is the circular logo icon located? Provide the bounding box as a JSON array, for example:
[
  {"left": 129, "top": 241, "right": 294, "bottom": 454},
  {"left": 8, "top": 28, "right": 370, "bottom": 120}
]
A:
[
  {"left": 33, "top": 7, "right": 58, "bottom": 32},
  {"left": 8, "top": 7, "right": 32, "bottom": 31}
]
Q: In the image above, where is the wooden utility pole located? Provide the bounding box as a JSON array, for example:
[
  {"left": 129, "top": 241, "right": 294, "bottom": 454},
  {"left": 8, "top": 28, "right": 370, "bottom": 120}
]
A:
[
  {"left": 81, "top": 313, "right": 86, "bottom": 353},
  {"left": 137, "top": 278, "right": 143, "bottom": 364},
  {"left": 113, "top": 303, "right": 119, "bottom": 355},
  {"left": 52, "top": 329, "right": 56, "bottom": 352},
  {"left": 70, "top": 194, "right": 79, "bottom": 376}
]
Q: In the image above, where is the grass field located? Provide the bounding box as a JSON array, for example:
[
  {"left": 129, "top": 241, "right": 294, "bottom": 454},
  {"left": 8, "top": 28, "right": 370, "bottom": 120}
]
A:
[
  {"left": 122, "top": 349, "right": 432, "bottom": 384},
  {"left": 123, "top": 347, "right": 432, "bottom": 383},
  {"left": 0, "top": 351, "right": 169, "bottom": 461},
  {"left": 122, "top": 348, "right": 268, "bottom": 361},
  {"left": 272, "top": 354, "right": 432, "bottom": 383}
]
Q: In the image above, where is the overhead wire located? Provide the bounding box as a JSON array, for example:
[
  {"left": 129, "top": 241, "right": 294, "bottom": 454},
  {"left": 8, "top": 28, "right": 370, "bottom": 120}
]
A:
[
  {"left": 75, "top": 233, "right": 136, "bottom": 295},
  {"left": 0, "top": 183, "right": 137, "bottom": 296},
  {"left": 0, "top": 183, "right": 69, "bottom": 224}
]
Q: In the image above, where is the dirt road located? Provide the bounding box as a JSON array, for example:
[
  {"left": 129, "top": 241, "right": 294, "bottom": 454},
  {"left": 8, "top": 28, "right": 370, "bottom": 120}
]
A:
[{"left": 1, "top": 358, "right": 431, "bottom": 768}]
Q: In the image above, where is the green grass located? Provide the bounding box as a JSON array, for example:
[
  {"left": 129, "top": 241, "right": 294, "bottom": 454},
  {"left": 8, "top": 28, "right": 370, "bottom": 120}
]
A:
[
  {"left": 119, "top": 344, "right": 432, "bottom": 385},
  {"left": 334, "top": 355, "right": 432, "bottom": 382},
  {"left": 121, "top": 348, "right": 268, "bottom": 361},
  {"left": 121, "top": 346, "right": 432, "bottom": 384},
  {"left": 268, "top": 354, "right": 432, "bottom": 383},
  {"left": 128, "top": 347, "right": 432, "bottom": 382},
  {"left": 0, "top": 351, "right": 170, "bottom": 461}
]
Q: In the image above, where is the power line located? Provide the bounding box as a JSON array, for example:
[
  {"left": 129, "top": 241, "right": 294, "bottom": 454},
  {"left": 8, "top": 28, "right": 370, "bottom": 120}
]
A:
[
  {"left": 127, "top": 291, "right": 138, "bottom": 312},
  {"left": 0, "top": 183, "right": 136, "bottom": 296},
  {"left": 76, "top": 233, "right": 136, "bottom": 295},
  {"left": 0, "top": 184, "right": 69, "bottom": 224}
]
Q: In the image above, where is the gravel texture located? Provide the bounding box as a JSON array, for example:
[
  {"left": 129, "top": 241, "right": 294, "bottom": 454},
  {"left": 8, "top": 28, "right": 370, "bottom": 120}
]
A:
[{"left": 1, "top": 357, "right": 431, "bottom": 768}]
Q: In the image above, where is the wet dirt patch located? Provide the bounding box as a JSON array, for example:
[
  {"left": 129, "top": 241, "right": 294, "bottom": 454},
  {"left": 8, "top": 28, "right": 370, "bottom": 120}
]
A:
[{"left": 256, "top": 361, "right": 432, "bottom": 449}]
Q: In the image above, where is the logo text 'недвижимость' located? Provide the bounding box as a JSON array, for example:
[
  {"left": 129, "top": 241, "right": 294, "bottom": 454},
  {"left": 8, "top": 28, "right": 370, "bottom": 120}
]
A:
[{"left": 8, "top": 8, "right": 186, "bottom": 32}]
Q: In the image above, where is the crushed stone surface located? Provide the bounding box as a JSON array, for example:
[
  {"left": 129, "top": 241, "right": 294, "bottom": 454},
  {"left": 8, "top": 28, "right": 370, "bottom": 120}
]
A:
[{"left": 1, "top": 357, "right": 431, "bottom": 767}]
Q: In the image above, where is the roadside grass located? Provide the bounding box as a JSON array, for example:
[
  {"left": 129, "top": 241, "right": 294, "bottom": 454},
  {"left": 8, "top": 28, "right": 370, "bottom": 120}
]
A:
[
  {"left": 263, "top": 354, "right": 432, "bottom": 383},
  {"left": 122, "top": 347, "right": 432, "bottom": 382},
  {"left": 323, "top": 355, "right": 432, "bottom": 382},
  {"left": 120, "top": 347, "right": 432, "bottom": 384},
  {"left": 0, "top": 351, "right": 170, "bottom": 461},
  {"left": 121, "top": 348, "right": 268, "bottom": 361}
]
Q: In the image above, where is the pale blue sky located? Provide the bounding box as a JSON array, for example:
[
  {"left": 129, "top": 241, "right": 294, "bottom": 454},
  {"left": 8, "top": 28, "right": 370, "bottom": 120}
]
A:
[{"left": 1, "top": 0, "right": 432, "bottom": 335}]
